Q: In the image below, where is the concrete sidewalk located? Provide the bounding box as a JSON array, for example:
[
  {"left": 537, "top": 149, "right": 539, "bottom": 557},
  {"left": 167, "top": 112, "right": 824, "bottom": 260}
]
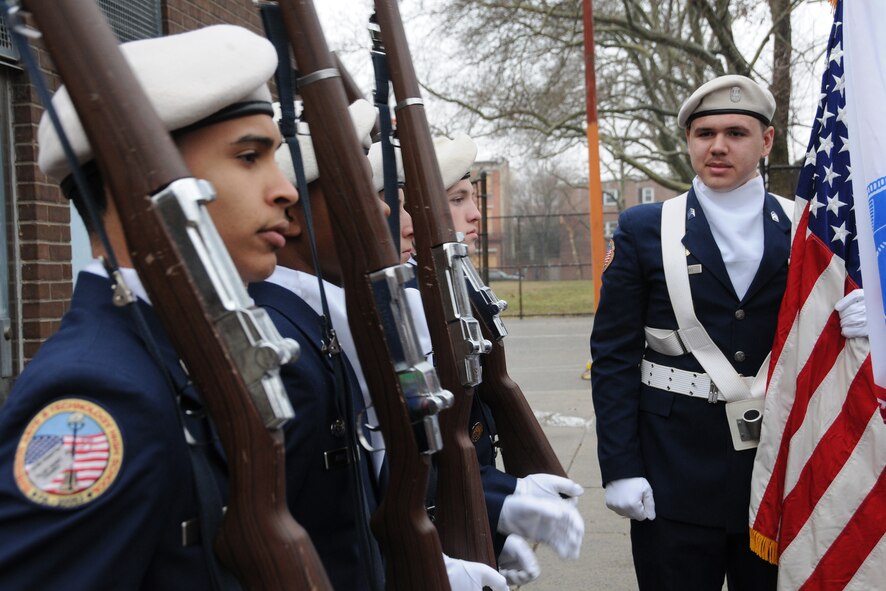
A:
[{"left": 498, "top": 315, "right": 637, "bottom": 591}]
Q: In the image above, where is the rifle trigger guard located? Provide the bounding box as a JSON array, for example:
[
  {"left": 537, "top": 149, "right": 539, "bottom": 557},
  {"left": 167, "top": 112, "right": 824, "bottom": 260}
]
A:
[{"left": 355, "top": 407, "right": 385, "bottom": 453}]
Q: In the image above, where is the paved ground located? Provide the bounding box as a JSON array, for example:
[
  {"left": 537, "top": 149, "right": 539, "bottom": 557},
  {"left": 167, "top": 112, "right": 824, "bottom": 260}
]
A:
[{"left": 499, "top": 315, "right": 638, "bottom": 591}]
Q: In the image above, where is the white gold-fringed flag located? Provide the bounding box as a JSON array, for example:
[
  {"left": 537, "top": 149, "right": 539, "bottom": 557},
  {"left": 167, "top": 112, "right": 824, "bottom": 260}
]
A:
[{"left": 748, "top": 1, "right": 886, "bottom": 589}]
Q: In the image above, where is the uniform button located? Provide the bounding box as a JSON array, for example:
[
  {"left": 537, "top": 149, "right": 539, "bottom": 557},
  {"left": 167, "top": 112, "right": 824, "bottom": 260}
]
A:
[
  {"left": 735, "top": 309, "right": 746, "bottom": 320},
  {"left": 330, "top": 419, "right": 346, "bottom": 437},
  {"left": 734, "top": 351, "right": 746, "bottom": 362}
]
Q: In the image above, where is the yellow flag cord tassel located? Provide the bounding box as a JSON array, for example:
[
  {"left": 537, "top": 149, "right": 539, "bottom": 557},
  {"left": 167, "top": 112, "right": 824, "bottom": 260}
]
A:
[{"left": 749, "top": 527, "right": 780, "bottom": 565}]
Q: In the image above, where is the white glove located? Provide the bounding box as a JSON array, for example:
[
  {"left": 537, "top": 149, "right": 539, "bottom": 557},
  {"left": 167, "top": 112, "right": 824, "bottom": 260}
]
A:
[
  {"left": 515, "top": 473, "right": 584, "bottom": 505},
  {"left": 498, "top": 535, "right": 540, "bottom": 586},
  {"left": 443, "top": 554, "right": 508, "bottom": 591},
  {"left": 498, "top": 494, "right": 584, "bottom": 559},
  {"left": 835, "top": 289, "right": 868, "bottom": 338},
  {"left": 604, "top": 477, "right": 656, "bottom": 521}
]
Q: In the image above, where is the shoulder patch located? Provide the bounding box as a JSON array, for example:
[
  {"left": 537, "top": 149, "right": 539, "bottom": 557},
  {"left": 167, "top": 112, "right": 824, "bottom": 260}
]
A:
[
  {"left": 602, "top": 239, "right": 616, "bottom": 272},
  {"left": 470, "top": 421, "right": 484, "bottom": 443},
  {"left": 14, "top": 398, "right": 123, "bottom": 508}
]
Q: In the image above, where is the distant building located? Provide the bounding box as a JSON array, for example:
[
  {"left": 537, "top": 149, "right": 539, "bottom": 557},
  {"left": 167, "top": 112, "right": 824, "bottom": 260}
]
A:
[
  {"left": 466, "top": 172, "right": 679, "bottom": 281},
  {"left": 471, "top": 159, "right": 512, "bottom": 270},
  {"left": 601, "top": 178, "right": 681, "bottom": 238}
]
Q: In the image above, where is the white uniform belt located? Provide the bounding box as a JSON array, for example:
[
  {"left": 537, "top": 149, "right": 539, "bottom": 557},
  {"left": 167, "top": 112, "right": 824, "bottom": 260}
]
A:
[
  {"left": 640, "top": 359, "right": 754, "bottom": 402},
  {"left": 644, "top": 327, "right": 688, "bottom": 356}
]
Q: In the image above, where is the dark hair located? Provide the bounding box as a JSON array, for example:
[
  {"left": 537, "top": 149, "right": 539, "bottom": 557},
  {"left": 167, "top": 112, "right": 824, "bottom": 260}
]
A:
[{"left": 59, "top": 160, "right": 105, "bottom": 234}]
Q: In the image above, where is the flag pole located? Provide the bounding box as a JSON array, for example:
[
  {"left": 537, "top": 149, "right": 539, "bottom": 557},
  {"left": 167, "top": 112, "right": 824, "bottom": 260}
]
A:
[{"left": 582, "top": 0, "right": 605, "bottom": 312}]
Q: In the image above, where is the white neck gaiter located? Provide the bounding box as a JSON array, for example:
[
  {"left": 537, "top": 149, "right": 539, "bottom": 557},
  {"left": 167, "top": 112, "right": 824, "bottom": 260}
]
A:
[{"left": 692, "top": 175, "right": 765, "bottom": 300}]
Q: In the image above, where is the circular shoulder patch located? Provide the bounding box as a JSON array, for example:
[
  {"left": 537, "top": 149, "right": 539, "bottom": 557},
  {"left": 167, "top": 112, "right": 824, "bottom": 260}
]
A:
[
  {"left": 602, "top": 239, "right": 616, "bottom": 272},
  {"left": 470, "top": 421, "right": 484, "bottom": 443},
  {"left": 14, "top": 399, "right": 123, "bottom": 508}
]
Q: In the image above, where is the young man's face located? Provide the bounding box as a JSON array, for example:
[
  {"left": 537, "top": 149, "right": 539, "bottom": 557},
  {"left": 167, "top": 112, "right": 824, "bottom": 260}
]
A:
[
  {"left": 446, "top": 178, "right": 480, "bottom": 254},
  {"left": 686, "top": 113, "right": 774, "bottom": 192},
  {"left": 177, "top": 114, "right": 298, "bottom": 283}
]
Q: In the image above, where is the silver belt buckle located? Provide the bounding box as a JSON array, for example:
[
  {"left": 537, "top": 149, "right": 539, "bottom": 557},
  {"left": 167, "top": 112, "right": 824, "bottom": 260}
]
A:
[{"left": 707, "top": 382, "right": 720, "bottom": 403}]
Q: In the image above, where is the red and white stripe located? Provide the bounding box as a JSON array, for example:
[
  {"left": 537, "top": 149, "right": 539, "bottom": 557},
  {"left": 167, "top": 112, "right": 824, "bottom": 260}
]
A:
[
  {"left": 749, "top": 206, "right": 886, "bottom": 590},
  {"left": 42, "top": 433, "right": 110, "bottom": 494}
]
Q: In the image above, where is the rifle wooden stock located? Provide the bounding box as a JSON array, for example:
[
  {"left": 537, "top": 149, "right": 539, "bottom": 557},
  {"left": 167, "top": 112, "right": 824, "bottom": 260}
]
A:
[
  {"left": 332, "top": 52, "right": 379, "bottom": 141},
  {"left": 275, "top": 2, "right": 450, "bottom": 588},
  {"left": 372, "top": 0, "right": 496, "bottom": 566},
  {"left": 24, "top": 2, "right": 329, "bottom": 588},
  {"left": 476, "top": 336, "right": 568, "bottom": 478}
]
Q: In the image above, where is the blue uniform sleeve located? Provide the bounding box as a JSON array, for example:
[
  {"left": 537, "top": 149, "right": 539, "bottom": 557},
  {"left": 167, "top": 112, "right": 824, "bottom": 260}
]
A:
[
  {"left": 0, "top": 361, "right": 203, "bottom": 590},
  {"left": 590, "top": 206, "right": 654, "bottom": 486}
]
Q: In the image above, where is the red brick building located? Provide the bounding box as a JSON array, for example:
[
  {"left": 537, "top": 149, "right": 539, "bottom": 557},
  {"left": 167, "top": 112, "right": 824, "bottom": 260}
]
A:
[
  {"left": 466, "top": 172, "right": 679, "bottom": 281},
  {"left": 0, "top": 1, "right": 264, "bottom": 401},
  {"left": 471, "top": 158, "right": 511, "bottom": 269}
]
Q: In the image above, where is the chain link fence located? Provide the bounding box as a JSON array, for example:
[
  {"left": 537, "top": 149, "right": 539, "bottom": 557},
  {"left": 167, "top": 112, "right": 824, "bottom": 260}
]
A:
[{"left": 475, "top": 212, "right": 595, "bottom": 318}]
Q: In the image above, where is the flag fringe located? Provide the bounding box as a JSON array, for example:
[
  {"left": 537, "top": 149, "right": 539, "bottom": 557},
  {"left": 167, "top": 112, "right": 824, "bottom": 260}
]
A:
[{"left": 749, "top": 528, "right": 779, "bottom": 565}]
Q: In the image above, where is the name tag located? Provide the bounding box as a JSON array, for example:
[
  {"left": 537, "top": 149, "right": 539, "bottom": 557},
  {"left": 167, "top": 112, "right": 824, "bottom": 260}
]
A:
[{"left": 688, "top": 264, "right": 702, "bottom": 275}]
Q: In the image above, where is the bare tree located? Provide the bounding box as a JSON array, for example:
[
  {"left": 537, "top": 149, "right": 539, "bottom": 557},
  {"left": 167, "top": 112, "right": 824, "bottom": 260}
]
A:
[{"left": 414, "top": 0, "right": 823, "bottom": 194}]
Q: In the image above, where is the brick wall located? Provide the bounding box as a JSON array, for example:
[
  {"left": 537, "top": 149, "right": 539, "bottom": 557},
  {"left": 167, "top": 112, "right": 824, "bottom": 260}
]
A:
[
  {"left": 11, "top": 33, "right": 69, "bottom": 364},
  {"left": 8, "top": 0, "right": 262, "bottom": 373}
]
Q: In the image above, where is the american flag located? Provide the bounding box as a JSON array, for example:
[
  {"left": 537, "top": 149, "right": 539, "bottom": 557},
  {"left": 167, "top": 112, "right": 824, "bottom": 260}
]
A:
[
  {"left": 25, "top": 433, "right": 110, "bottom": 494},
  {"left": 748, "top": 2, "right": 886, "bottom": 589}
]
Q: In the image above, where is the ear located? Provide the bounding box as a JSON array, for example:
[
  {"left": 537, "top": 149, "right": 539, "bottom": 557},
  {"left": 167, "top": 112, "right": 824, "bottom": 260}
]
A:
[{"left": 760, "top": 126, "right": 775, "bottom": 158}]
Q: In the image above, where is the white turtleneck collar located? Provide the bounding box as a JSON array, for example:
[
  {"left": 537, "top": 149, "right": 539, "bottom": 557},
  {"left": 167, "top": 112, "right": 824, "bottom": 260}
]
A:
[
  {"left": 692, "top": 175, "right": 766, "bottom": 300},
  {"left": 265, "top": 266, "right": 386, "bottom": 475}
]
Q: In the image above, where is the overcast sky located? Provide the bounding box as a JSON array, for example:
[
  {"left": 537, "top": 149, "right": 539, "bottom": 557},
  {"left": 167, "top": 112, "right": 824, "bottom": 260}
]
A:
[{"left": 315, "top": 1, "right": 837, "bottom": 175}]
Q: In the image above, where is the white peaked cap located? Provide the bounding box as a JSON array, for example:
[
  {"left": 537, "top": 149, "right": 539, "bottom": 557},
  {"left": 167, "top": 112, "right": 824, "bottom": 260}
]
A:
[
  {"left": 38, "top": 25, "right": 278, "bottom": 182},
  {"left": 433, "top": 132, "right": 478, "bottom": 190},
  {"left": 677, "top": 74, "right": 776, "bottom": 128},
  {"left": 275, "top": 98, "right": 377, "bottom": 185},
  {"left": 368, "top": 141, "right": 405, "bottom": 193}
]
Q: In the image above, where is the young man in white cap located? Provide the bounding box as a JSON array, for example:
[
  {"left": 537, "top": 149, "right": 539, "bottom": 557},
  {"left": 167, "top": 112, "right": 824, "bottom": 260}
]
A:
[
  {"left": 250, "top": 102, "right": 509, "bottom": 591},
  {"left": 0, "top": 25, "right": 297, "bottom": 588},
  {"left": 380, "top": 134, "right": 585, "bottom": 586},
  {"left": 591, "top": 74, "right": 863, "bottom": 589}
]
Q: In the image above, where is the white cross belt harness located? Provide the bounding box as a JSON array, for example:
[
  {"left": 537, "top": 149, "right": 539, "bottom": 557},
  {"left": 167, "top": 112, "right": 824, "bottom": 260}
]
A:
[
  {"left": 641, "top": 191, "right": 793, "bottom": 451},
  {"left": 639, "top": 359, "right": 755, "bottom": 402}
]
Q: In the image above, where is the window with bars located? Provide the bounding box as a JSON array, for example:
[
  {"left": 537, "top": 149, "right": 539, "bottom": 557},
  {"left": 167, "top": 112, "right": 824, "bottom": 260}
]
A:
[
  {"left": 0, "top": 0, "right": 161, "bottom": 64},
  {"left": 603, "top": 188, "right": 620, "bottom": 207}
]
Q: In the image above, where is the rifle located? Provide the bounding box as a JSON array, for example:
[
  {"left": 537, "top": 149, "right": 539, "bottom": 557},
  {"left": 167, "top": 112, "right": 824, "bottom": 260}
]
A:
[
  {"left": 274, "top": 1, "right": 453, "bottom": 588},
  {"left": 20, "top": 1, "right": 330, "bottom": 588},
  {"left": 465, "top": 269, "right": 568, "bottom": 478},
  {"left": 468, "top": 171, "right": 566, "bottom": 477},
  {"left": 371, "top": 0, "right": 497, "bottom": 566}
]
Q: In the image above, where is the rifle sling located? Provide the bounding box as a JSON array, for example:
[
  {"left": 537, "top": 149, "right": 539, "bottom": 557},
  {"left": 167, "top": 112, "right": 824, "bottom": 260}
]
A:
[
  {"left": 260, "top": 9, "right": 384, "bottom": 589},
  {"left": 3, "top": 11, "right": 240, "bottom": 589},
  {"left": 370, "top": 15, "right": 400, "bottom": 243}
]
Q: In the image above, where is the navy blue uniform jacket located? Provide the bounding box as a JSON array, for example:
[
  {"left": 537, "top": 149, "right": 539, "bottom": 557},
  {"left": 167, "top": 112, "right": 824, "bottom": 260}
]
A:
[
  {"left": 249, "top": 280, "right": 373, "bottom": 591},
  {"left": 0, "top": 272, "right": 224, "bottom": 589},
  {"left": 591, "top": 189, "right": 790, "bottom": 532}
]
